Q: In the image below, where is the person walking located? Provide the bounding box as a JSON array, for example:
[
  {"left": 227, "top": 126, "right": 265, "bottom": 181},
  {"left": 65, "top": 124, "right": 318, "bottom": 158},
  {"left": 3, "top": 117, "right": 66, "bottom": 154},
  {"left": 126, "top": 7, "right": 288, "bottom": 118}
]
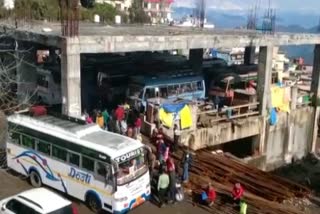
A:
[
  {"left": 157, "top": 168, "right": 170, "bottom": 208},
  {"left": 172, "top": 124, "right": 180, "bottom": 152},
  {"left": 134, "top": 115, "right": 142, "bottom": 139},
  {"left": 167, "top": 158, "right": 176, "bottom": 203},
  {"left": 181, "top": 150, "right": 192, "bottom": 183},
  {"left": 102, "top": 109, "right": 109, "bottom": 130}
]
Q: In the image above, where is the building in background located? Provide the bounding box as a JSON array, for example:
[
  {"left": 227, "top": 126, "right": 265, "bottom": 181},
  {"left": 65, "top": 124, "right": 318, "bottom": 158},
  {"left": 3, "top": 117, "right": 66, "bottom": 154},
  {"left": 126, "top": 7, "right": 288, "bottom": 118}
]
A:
[
  {"left": 96, "top": 0, "right": 133, "bottom": 12},
  {"left": 143, "top": 0, "right": 173, "bottom": 24}
]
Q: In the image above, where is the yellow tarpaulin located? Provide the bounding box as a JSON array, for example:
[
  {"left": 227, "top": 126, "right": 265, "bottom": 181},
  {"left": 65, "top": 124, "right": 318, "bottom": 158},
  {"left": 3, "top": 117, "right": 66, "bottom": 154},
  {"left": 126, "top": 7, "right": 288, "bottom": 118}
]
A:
[
  {"left": 180, "top": 105, "right": 192, "bottom": 129},
  {"left": 271, "top": 86, "right": 290, "bottom": 113},
  {"left": 159, "top": 108, "right": 174, "bottom": 128}
]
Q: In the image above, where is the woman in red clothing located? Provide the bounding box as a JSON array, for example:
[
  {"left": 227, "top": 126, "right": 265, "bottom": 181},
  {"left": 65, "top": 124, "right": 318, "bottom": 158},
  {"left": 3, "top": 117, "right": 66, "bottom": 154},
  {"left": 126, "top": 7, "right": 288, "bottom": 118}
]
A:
[
  {"left": 232, "top": 183, "right": 244, "bottom": 204},
  {"left": 201, "top": 183, "right": 216, "bottom": 207}
]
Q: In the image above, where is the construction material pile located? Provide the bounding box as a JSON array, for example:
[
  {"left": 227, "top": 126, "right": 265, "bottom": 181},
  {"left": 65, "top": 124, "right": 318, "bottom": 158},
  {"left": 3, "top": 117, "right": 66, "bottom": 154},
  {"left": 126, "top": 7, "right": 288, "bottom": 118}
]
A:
[{"left": 173, "top": 150, "right": 312, "bottom": 214}]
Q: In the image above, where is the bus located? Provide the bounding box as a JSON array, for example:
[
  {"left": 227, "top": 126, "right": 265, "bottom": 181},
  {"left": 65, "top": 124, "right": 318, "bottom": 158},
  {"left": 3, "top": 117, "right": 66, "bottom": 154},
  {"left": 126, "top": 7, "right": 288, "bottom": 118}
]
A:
[
  {"left": 6, "top": 113, "right": 151, "bottom": 214},
  {"left": 127, "top": 71, "right": 205, "bottom": 111}
]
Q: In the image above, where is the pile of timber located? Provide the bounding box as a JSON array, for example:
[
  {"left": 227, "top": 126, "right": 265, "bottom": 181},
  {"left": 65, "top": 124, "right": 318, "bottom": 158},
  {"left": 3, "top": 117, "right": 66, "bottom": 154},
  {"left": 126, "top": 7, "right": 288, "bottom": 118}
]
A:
[{"left": 172, "top": 150, "right": 312, "bottom": 214}]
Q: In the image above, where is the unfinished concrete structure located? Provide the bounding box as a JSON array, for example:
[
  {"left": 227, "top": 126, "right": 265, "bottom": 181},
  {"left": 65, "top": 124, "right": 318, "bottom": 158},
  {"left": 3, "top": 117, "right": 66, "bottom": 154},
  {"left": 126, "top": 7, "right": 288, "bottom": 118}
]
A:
[{"left": 2, "top": 22, "right": 320, "bottom": 170}]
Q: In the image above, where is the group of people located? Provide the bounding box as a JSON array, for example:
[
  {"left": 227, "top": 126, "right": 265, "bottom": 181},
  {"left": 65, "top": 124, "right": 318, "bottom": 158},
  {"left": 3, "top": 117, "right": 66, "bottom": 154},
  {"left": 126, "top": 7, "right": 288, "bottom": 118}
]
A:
[
  {"left": 82, "top": 100, "right": 142, "bottom": 141},
  {"left": 147, "top": 126, "right": 193, "bottom": 208},
  {"left": 201, "top": 182, "right": 247, "bottom": 214}
]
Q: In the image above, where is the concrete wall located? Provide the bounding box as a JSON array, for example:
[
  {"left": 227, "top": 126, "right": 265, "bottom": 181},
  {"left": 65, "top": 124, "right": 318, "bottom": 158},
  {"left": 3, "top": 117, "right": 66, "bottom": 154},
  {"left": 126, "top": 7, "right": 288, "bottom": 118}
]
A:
[
  {"left": 265, "top": 107, "right": 314, "bottom": 170},
  {"left": 180, "top": 116, "right": 263, "bottom": 150}
]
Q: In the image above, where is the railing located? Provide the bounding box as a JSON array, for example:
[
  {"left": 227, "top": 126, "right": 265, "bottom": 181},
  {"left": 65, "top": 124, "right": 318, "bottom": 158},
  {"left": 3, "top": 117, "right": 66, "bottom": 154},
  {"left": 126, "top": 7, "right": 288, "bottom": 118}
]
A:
[
  {"left": 0, "top": 148, "right": 7, "bottom": 169},
  {"left": 197, "top": 102, "right": 259, "bottom": 123}
]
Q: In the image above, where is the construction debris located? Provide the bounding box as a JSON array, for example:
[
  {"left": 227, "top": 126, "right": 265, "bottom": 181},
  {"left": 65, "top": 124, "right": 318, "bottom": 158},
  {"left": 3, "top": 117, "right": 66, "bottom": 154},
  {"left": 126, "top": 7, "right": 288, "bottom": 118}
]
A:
[{"left": 172, "top": 150, "right": 312, "bottom": 214}]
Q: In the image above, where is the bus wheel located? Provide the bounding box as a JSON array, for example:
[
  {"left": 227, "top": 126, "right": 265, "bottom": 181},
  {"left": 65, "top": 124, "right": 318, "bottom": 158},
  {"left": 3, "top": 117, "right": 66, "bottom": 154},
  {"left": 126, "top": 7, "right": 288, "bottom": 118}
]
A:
[
  {"left": 86, "top": 194, "right": 102, "bottom": 212},
  {"left": 29, "top": 171, "right": 42, "bottom": 187}
]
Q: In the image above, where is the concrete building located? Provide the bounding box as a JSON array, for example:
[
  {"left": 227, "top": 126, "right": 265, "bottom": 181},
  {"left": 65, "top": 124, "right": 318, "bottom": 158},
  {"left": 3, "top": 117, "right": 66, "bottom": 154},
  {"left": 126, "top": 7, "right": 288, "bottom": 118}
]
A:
[
  {"left": 2, "top": 23, "right": 320, "bottom": 171},
  {"left": 143, "top": 0, "right": 173, "bottom": 23},
  {"left": 96, "top": 0, "right": 133, "bottom": 12}
]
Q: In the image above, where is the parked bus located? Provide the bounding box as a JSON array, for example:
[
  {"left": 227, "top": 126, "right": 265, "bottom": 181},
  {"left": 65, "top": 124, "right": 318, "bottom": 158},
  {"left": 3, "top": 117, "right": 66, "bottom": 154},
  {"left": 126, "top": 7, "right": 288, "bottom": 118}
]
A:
[
  {"left": 127, "top": 71, "right": 205, "bottom": 111},
  {"left": 6, "top": 113, "right": 151, "bottom": 213}
]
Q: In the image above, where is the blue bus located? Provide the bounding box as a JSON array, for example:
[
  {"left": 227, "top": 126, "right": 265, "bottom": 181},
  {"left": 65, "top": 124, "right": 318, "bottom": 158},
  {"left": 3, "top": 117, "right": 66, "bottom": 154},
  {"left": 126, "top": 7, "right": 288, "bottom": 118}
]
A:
[{"left": 127, "top": 71, "right": 205, "bottom": 110}]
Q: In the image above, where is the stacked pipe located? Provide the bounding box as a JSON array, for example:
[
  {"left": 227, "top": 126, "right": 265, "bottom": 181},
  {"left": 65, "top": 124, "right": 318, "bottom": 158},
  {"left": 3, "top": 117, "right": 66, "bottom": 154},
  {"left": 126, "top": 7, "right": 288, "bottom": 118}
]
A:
[{"left": 171, "top": 150, "right": 311, "bottom": 214}]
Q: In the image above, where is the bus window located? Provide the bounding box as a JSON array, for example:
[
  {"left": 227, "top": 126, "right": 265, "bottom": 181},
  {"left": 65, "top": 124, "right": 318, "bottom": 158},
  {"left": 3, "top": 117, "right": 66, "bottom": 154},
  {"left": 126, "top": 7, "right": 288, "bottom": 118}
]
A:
[
  {"left": 197, "top": 81, "right": 204, "bottom": 90},
  {"left": 37, "top": 141, "right": 51, "bottom": 155},
  {"left": 82, "top": 156, "right": 94, "bottom": 172},
  {"left": 10, "top": 132, "right": 21, "bottom": 145},
  {"left": 21, "top": 135, "right": 35, "bottom": 149},
  {"left": 159, "top": 86, "right": 168, "bottom": 98},
  {"left": 68, "top": 152, "right": 80, "bottom": 167},
  {"left": 180, "top": 83, "right": 192, "bottom": 93},
  {"left": 145, "top": 88, "right": 156, "bottom": 99},
  {"left": 96, "top": 161, "right": 107, "bottom": 177},
  {"left": 168, "top": 84, "right": 179, "bottom": 96},
  {"left": 52, "top": 146, "right": 67, "bottom": 161}
]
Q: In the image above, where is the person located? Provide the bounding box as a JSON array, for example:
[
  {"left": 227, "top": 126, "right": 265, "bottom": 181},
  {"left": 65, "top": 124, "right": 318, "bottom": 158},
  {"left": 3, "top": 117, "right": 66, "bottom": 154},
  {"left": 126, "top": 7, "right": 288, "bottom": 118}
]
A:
[
  {"left": 96, "top": 111, "right": 104, "bottom": 129},
  {"left": 115, "top": 104, "right": 125, "bottom": 133},
  {"left": 166, "top": 158, "right": 176, "bottom": 203},
  {"left": 147, "top": 146, "right": 156, "bottom": 179},
  {"left": 86, "top": 115, "right": 93, "bottom": 124},
  {"left": 172, "top": 124, "right": 180, "bottom": 152},
  {"left": 240, "top": 200, "right": 248, "bottom": 214},
  {"left": 206, "top": 183, "right": 216, "bottom": 207},
  {"left": 157, "top": 141, "right": 167, "bottom": 164},
  {"left": 156, "top": 128, "right": 165, "bottom": 145},
  {"left": 157, "top": 168, "right": 170, "bottom": 207},
  {"left": 163, "top": 146, "right": 170, "bottom": 162},
  {"left": 181, "top": 150, "right": 192, "bottom": 183},
  {"left": 102, "top": 109, "right": 109, "bottom": 130},
  {"left": 232, "top": 183, "right": 244, "bottom": 205},
  {"left": 124, "top": 100, "right": 130, "bottom": 111},
  {"left": 127, "top": 127, "right": 134, "bottom": 138},
  {"left": 134, "top": 116, "right": 142, "bottom": 139},
  {"left": 246, "top": 80, "right": 256, "bottom": 94}
]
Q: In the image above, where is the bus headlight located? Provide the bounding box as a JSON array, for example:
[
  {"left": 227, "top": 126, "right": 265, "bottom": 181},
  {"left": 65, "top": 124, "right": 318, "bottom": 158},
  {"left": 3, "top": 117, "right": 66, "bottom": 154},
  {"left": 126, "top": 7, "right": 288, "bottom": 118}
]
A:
[{"left": 114, "top": 196, "right": 128, "bottom": 202}]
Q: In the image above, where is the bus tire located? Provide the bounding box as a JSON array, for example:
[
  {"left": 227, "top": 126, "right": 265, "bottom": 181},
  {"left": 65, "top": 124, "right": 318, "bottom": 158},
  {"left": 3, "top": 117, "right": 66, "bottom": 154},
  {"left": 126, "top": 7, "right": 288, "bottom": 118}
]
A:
[
  {"left": 29, "top": 170, "right": 42, "bottom": 188},
  {"left": 86, "top": 193, "right": 102, "bottom": 213}
]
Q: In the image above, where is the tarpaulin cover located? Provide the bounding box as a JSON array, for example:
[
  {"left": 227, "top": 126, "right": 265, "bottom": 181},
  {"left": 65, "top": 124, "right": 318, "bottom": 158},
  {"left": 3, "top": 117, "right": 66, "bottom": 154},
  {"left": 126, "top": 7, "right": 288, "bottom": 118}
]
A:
[
  {"left": 180, "top": 105, "right": 192, "bottom": 129},
  {"left": 269, "top": 108, "right": 277, "bottom": 125},
  {"left": 162, "top": 102, "right": 187, "bottom": 113},
  {"left": 159, "top": 108, "right": 174, "bottom": 128},
  {"left": 271, "top": 86, "right": 290, "bottom": 113}
]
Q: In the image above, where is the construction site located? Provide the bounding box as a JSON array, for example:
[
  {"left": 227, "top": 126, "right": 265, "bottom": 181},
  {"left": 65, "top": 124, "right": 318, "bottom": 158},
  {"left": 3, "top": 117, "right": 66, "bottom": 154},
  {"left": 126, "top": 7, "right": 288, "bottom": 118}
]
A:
[{"left": 1, "top": 0, "right": 320, "bottom": 214}]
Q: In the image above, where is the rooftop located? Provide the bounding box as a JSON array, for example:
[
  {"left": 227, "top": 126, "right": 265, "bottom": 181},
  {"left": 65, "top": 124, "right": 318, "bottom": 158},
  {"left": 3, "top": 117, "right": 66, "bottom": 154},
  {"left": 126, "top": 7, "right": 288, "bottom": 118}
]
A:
[
  {"left": 1, "top": 21, "right": 320, "bottom": 53},
  {"left": 8, "top": 114, "right": 143, "bottom": 159}
]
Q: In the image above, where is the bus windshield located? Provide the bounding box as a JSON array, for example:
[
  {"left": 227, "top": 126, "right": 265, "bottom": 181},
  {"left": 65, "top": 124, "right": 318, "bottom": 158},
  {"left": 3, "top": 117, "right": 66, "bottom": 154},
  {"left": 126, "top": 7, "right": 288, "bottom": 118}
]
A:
[{"left": 115, "top": 151, "right": 148, "bottom": 186}]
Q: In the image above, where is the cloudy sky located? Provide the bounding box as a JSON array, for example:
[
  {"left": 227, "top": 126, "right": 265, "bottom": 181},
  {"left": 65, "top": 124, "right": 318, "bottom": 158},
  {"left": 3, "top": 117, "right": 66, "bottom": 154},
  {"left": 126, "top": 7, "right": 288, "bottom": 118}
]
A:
[{"left": 173, "top": 0, "right": 320, "bottom": 12}]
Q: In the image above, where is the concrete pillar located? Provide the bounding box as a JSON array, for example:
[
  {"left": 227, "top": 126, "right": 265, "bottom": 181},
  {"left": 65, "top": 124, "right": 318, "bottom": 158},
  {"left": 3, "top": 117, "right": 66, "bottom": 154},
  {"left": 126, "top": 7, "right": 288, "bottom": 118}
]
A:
[
  {"left": 244, "top": 46, "right": 255, "bottom": 65},
  {"left": 257, "top": 46, "right": 273, "bottom": 155},
  {"left": 189, "top": 48, "right": 203, "bottom": 73},
  {"left": 61, "top": 37, "right": 81, "bottom": 118},
  {"left": 257, "top": 46, "right": 273, "bottom": 116},
  {"left": 311, "top": 44, "right": 320, "bottom": 153}
]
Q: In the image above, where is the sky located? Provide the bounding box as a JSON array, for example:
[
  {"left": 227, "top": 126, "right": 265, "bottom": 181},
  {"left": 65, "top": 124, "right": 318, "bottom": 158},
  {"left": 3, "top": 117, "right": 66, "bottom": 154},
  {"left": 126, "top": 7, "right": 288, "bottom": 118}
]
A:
[{"left": 172, "top": 0, "right": 320, "bottom": 13}]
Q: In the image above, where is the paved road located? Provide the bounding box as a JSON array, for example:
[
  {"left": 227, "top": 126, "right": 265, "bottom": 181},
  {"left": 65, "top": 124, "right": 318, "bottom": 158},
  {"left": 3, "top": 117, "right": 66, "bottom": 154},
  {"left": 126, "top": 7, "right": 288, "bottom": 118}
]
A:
[{"left": 0, "top": 169, "right": 210, "bottom": 214}]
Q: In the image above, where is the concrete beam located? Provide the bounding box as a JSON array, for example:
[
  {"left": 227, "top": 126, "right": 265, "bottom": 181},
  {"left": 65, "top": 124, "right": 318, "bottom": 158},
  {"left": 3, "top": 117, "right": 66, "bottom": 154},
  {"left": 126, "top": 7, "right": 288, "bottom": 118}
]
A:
[
  {"left": 189, "top": 49, "right": 203, "bottom": 73},
  {"left": 311, "top": 44, "right": 320, "bottom": 153},
  {"left": 244, "top": 46, "right": 255, "bottom": 65},
  {"left": 257, "top": 46, "right": 273, "bottom": 116},
  {"left": 61, "top": 37, "right": 81, "bottom": 118}
]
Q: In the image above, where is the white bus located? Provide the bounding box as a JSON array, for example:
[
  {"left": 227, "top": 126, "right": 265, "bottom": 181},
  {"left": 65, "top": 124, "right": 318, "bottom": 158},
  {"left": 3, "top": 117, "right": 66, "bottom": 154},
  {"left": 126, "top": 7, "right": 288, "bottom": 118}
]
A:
[{"left": 6, "top": 113, "right": 151, "bottom": 214}]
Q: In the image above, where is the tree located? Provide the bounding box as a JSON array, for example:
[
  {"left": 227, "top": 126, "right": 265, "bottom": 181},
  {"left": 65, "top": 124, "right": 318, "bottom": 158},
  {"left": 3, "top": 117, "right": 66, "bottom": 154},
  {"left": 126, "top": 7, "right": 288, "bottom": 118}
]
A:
[
  {"left": 129, "top": 0, "right": 150, "bottom": 24},
  {"left": 0, "top": 30, "right": 35, "bottom": 168}
]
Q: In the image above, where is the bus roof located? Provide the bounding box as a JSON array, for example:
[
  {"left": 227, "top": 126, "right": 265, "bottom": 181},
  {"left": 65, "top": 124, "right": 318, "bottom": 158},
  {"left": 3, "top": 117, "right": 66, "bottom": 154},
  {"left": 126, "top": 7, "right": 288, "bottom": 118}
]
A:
[
  {"left": 130, "top": 71, "right": 204, "bottom": 86},
  {"left": 7, "top": 114, "right": 143, "bottom": 160}
]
